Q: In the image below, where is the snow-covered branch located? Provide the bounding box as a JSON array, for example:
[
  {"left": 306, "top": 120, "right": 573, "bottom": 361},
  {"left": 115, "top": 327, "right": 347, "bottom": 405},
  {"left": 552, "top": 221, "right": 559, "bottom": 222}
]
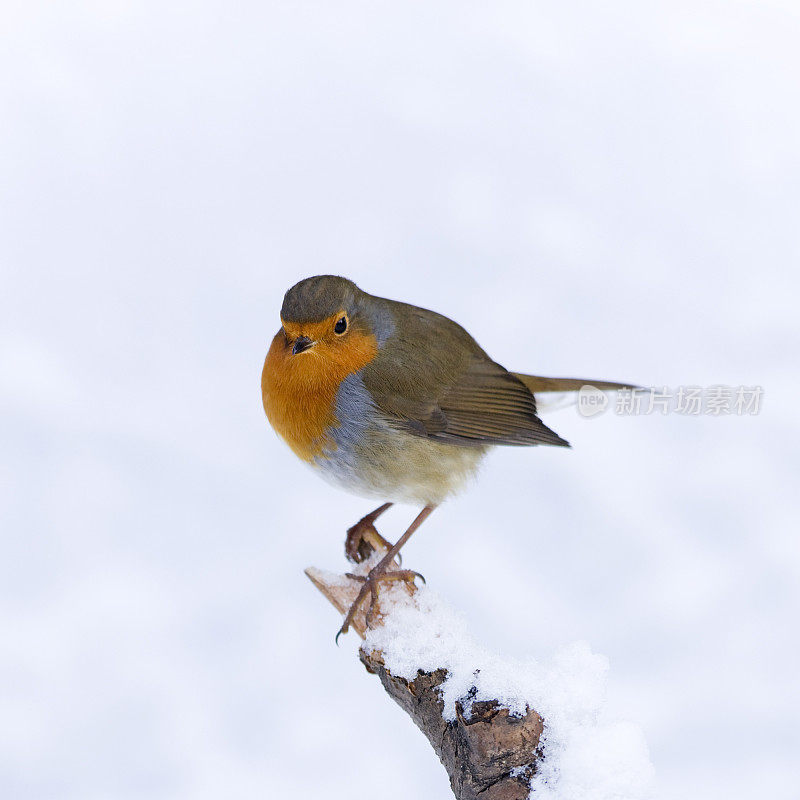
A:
[{"left": 306, "top": 540, "right": 653, "bottom": 800}]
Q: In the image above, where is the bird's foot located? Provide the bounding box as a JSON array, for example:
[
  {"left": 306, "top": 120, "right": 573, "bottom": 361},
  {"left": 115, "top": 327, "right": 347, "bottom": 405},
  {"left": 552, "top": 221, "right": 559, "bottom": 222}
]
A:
[
  {"left": 336, "top": 566, "right": 425, "bottom": 643},
  {"left": 345, "top": 503, "right": 395, "bottom": 563}
]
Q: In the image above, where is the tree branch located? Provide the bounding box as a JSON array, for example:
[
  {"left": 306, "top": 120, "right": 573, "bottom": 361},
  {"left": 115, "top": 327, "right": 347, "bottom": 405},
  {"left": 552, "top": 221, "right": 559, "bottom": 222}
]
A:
[{"left": 305, "top": 544, "right": 544, "bottom": 800}]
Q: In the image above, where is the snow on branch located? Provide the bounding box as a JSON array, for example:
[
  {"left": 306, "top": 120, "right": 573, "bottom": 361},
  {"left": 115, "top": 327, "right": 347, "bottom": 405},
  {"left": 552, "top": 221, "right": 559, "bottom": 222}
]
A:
[{"left": 306, "top": 542, "right": 653, "bottom": 800}]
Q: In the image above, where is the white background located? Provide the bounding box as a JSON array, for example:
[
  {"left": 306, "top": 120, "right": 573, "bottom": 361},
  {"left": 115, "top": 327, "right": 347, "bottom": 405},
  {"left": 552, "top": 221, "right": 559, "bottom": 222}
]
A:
[{"left": 1, "top": 2, "right": 798, "bottom": 798}]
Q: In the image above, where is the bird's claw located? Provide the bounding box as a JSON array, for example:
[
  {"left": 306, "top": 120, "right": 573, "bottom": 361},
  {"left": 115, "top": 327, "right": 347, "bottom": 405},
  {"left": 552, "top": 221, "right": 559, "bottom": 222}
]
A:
[
  {"left": 344, "top": 504, "right": 395, "bottom": 563},
  {"left": 335, "top": 567, "right": 424, "bottom": 641}
]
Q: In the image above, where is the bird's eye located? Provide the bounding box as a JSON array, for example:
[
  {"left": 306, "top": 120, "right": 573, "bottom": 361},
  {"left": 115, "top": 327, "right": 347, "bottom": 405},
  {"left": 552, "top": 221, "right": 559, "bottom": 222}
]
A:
[{"left": 334, "top": 315, "right": 348, "bottom": 335}]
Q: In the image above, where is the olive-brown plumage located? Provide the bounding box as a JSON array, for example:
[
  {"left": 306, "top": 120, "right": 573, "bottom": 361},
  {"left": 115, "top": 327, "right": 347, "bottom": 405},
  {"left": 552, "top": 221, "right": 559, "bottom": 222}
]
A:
[{"left": 261, "top": 275, "right": 635, "bottom": 638}]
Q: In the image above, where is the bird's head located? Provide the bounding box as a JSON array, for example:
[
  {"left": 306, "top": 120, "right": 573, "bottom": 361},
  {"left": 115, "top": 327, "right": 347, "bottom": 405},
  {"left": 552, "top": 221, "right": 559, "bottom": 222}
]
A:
[{"left": 273, "top": 275, "right": 388, "bottom": 373}]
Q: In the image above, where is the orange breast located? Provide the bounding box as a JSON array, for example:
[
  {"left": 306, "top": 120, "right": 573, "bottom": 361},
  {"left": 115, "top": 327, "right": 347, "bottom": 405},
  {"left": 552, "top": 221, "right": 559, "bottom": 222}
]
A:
[{"left": 261, "top": 320, "right": 379, "bottom": 461}]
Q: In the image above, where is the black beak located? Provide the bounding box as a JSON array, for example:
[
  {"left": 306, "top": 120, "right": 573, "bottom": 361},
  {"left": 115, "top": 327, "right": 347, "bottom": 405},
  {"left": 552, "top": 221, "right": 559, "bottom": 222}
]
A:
[{"left": 292, "top": 336, "right": 314, "bottom": 355}]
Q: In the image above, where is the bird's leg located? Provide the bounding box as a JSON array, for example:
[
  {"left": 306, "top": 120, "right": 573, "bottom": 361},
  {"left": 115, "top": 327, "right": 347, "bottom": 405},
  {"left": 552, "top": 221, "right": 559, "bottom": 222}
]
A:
[
  {"left": 344, "top": 502, "right": 394, "bottom": 563},
  {"left": 337, "top": 505, "right": 435, "bottom": 642}
]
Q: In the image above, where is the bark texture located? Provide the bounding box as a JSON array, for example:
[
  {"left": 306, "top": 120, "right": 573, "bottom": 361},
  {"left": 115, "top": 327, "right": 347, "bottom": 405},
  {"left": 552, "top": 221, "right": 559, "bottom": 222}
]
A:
[{"left": 360, "top": 649, "right": 543, "bottom": 800}]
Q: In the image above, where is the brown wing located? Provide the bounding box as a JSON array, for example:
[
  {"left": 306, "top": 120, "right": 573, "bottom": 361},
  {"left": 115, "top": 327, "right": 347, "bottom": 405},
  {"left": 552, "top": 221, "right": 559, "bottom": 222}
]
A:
[
  {"left": 371, "top": 354, "right": 570, "bottom": 448},
  {"left": 358, "top": 299, "right": 570, "bottom": 448}
]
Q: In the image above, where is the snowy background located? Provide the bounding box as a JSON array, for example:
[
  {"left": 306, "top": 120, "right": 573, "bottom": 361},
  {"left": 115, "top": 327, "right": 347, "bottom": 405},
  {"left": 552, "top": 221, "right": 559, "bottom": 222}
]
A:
[{"left": 1, "top": 2, "right": 799, "bottom": 798}]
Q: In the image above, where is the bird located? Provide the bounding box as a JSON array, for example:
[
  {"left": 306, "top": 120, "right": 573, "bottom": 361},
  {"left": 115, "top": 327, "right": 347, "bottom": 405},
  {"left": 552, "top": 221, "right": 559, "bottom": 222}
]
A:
[{"left": 261, "top": 275, "right": 634, "bottom": 638}]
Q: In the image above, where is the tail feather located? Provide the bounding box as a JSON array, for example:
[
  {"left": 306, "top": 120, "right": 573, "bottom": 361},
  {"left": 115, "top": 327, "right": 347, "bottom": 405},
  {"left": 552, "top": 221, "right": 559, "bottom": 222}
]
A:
[{"left": 511, "top": 374, "right": 639, "bottom": 394}]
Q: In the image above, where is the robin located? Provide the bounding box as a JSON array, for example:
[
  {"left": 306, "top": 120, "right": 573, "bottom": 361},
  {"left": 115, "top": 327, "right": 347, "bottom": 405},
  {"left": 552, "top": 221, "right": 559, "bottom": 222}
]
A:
[{"left": 261, "top": 275, "right": 634, "bottom": 638}]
